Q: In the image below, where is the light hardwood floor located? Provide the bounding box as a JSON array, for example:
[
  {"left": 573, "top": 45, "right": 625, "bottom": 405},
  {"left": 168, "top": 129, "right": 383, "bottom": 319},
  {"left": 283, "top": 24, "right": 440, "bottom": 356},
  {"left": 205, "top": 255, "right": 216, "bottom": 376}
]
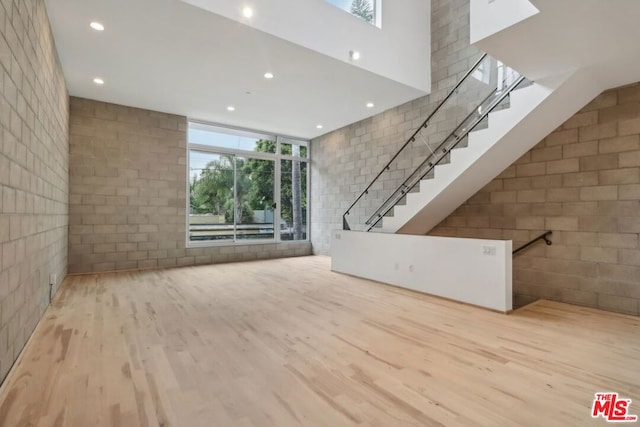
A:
[{"left": 0, "top": 256, "right": 638, "bottom": 426}]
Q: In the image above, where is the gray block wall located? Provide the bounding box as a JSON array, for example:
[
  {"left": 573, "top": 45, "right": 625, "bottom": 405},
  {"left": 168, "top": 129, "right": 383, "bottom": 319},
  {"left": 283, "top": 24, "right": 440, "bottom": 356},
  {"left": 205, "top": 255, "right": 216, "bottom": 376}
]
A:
[
  {"left": 430, "top": 84, "right": 640, "bottom": 315},
  {"left": 311, "top": 0, "right": 480, "bottom": 254},
  {"left": 69, "top": 97, "right": 311, "bottom": 274},
  {"left": 310, "top": 0, "right": 640, "bottom": 316},
  {"left": 0, "top": 0, "right": 69, "bottom": 380}
]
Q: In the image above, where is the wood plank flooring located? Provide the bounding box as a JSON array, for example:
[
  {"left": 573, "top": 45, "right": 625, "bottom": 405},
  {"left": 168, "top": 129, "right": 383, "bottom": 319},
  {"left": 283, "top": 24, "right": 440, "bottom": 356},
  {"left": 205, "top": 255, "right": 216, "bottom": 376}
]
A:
[{"left": 0, "top": 255, "right": 638, "bottom": 426}]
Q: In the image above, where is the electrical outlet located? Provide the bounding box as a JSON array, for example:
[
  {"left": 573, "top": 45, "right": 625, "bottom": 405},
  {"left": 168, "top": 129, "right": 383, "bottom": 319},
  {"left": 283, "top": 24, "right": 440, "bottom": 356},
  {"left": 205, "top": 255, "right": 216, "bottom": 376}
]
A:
[
  {"left": 482, "top": 246, "right": 496, "bottom": 256},
  {"left": 408, "top": 265, "right": 414, "bottom": 272},
  {"left": 335, "top": 233, "right": 341, "bottom": 240}
]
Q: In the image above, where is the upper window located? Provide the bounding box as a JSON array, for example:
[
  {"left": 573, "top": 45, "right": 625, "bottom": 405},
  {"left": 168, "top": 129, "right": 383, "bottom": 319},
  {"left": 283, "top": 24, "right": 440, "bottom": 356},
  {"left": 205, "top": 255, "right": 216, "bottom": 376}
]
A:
[
  {"left": 188, "top": 122, "right": 277, "bottom": 153},
  {"left": 187, "top": 122, "right": 308, "bottom": 245},
  {"left": 325, "top": 0, "right": 382, "bottom": 28}
]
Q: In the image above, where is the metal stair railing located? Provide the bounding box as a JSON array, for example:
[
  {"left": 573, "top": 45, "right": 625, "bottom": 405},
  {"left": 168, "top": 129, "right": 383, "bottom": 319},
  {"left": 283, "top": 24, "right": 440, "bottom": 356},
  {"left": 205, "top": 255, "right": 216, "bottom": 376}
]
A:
[
  {"left": 342, "top": 53, "right": 529, "bottom": 232},
  {"left": 342, "top": 53, "right": 490, "bottom": 231},
  {"left": 366, "top": 74, "right": 527, "bottom": 231},
  {"left": 513, "top": 231, "right": 552, "bottom": 255}
]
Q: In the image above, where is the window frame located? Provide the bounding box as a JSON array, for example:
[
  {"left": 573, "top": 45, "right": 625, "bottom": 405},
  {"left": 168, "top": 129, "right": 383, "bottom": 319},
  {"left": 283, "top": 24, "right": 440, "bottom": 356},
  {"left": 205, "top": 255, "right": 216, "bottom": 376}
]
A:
[
  {"left": 324, "top": 0, "right": 382, "bottom": 28},
  {"left": 186, "top": 121, "right": 310, "bottom": 247}
]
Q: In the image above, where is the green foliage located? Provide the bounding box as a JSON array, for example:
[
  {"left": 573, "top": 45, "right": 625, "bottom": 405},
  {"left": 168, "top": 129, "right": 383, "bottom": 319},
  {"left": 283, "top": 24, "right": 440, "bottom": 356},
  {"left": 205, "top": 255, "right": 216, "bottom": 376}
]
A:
[
  {"left": 244, "top": 140, "right": 276, "bottom": 211},
  {"left": 190, "top": 155, "right": 233, "bottom": 216},
  {"left": 189, "top": 139, "right": 307, "bottom": 235},
  {"left": 189, "top": 155, "right": 253, "bottom": 223},
  {"left": 350, "top": 0, "right": 374, "bottom": 24},
  {"left": 280, "top": 159, "right": 307, "bottom": 227},
  {"left": 244, "top": 140, "right": 307, "bottom": 227}
]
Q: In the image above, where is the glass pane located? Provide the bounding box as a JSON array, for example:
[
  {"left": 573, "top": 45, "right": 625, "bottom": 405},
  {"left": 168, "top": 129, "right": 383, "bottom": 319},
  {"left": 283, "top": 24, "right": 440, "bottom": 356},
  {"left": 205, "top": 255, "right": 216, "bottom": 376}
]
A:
[
  {"left": 236, "top": 157, "right": 275, "bottom": 240},
  {"left": 280, "top": 138, "right": 308, "bottom": 158},
  {"left": 189, "top": 123, "right": 276, "bottom": 153},
  {"left": 280, "top": 159, "right": 308, "bottom": 241},
  {"left": 325, "top": 0, "right": 381, "bottom": 28},
  {"left": 189, "top": 151, "right": 235, "bottom": 242},
  {"left": 342, "top": 54, "right": 526, "bottom": 231}
]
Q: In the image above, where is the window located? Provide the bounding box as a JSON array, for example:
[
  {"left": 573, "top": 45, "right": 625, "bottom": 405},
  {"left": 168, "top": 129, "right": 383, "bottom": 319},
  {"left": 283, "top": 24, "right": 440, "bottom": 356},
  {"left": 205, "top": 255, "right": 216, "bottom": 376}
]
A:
[
  {"left": 280, "top": 138, "right": 308, "bottom": 241},
  {"left": 187, "top": 122, "right": 309, "bottom": 245},
  {"left": 325, "top": 0, "right": 382, "bottom": 28}
]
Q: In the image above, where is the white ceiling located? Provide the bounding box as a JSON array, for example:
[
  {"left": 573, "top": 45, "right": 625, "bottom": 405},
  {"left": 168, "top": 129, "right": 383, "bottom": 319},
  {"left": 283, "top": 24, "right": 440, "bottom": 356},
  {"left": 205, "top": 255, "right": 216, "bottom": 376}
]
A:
[
  {"left": 473, "top": 0, "right": 640, "bottom": 89},
  {"left": 45, "top": 0, "right": 428, "bottom": 139},
  {"left": 181, "top": 0, "right": 431, "bottom": 93}
]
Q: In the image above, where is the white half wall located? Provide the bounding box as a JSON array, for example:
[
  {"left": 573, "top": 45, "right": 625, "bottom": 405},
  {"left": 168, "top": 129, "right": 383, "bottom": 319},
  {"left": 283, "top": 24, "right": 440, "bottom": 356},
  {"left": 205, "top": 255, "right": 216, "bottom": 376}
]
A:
[{"left": 331, "top": 231, "right": 513, "bottom": 312}]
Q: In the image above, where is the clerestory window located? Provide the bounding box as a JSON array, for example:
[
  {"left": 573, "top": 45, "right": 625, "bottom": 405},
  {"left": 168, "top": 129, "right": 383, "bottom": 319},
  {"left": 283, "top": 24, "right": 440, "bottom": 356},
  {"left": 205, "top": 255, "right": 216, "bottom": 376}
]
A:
[{"left": 325, "top": 0, "right": 382, "bottom": 28}]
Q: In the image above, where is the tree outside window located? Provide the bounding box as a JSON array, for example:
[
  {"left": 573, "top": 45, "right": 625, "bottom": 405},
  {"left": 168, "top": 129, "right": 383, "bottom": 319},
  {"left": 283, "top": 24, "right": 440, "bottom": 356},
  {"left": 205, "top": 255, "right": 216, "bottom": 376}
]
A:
[{"left": 188, "top": 134, "right": 307, "bottom": 243}]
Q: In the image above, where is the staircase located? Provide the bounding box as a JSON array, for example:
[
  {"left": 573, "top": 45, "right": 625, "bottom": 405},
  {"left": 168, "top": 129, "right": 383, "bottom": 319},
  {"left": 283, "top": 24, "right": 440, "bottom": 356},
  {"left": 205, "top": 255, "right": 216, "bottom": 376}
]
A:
[
  {"left": 386, "top": 70, "right": 599, "bottom": 234},
  {"left": 343, "top": 0, "right": 640, "bottom": 235}
]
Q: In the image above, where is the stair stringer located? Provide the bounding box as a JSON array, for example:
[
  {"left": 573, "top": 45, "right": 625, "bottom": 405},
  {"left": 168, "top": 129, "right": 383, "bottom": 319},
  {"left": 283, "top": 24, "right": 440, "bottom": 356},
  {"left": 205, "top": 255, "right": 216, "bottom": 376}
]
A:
[{"left": 377, "top": 69, "right": 601, "bottom": 234}]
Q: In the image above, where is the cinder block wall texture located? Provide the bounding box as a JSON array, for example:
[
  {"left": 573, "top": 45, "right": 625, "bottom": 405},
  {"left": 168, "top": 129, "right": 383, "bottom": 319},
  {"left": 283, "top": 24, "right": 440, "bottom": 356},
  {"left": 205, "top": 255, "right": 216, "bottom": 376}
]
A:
[
  {"left": 310, "top": 0, "right": 640, "bottom": 316},
  {"left": 311, "top": 0, "right": 480, "bottom": 254},
  {"left": 69, "top": 97, "right": 311, "bottom": 274},
  {"left": 430, "top": 83, "right": 640, "bottom": 315},
  {"left": 0, "top": 0, "right": 69, "bottom": 380}
]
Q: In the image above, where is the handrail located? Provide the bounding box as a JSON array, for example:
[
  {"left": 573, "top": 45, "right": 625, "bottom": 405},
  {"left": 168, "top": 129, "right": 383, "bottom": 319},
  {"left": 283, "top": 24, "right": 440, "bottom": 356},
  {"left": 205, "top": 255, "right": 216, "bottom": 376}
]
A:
[
  {"left": 364, "top": 89, "right": 498, "bottom": 227},
  {"left": 513, "top": 231, "right": 552, "bottom": 255},
  {"left": 342, "top": 53, "right": 489, "bottom": 230},
  {"left": 367, "top": 75, "right": 526, "bottom": 230}
]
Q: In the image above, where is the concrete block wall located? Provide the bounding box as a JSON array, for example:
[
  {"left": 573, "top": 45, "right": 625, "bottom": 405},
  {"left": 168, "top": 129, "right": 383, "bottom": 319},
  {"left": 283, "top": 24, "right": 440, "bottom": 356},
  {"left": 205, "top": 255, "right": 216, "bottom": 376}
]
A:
[
  {"left": 429, "top": 83, "right": 640, "bottom": 315},
  {"left": 0, "top": 0, "right": 69, "bottom": 380},
  {"left": 311, "top": 0, "right": 480, "bottom": 254},
  {"left": 69, "top": 97, "right": 311, "bottom": 274}
]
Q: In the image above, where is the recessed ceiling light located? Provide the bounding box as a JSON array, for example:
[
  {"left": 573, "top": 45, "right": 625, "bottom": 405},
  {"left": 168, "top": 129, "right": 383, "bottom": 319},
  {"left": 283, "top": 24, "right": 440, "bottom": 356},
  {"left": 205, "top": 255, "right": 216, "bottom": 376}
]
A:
[
  {"left": 349, "top": 50, "right": 361, "bottom": 61},
  {"left": 264, "top": 72, "right": 274, "bottom": 79},
  {"left": 227, "top": 106, "right": 236, "bottom": 112},
  {"left": 316, "top": 124, "right": 323, "bottom": 129},
  {"left": 242, "top": 7, "right": 253, "bottom": 18},
  {"left": 93, "top": 78, "right": 104, "bottom": 85},
  {"left": 90, "top": 22, "right": 105, "bottom": 31},
  {"left": 366, "top": 102, "right": 374, "bottom": 108}
]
